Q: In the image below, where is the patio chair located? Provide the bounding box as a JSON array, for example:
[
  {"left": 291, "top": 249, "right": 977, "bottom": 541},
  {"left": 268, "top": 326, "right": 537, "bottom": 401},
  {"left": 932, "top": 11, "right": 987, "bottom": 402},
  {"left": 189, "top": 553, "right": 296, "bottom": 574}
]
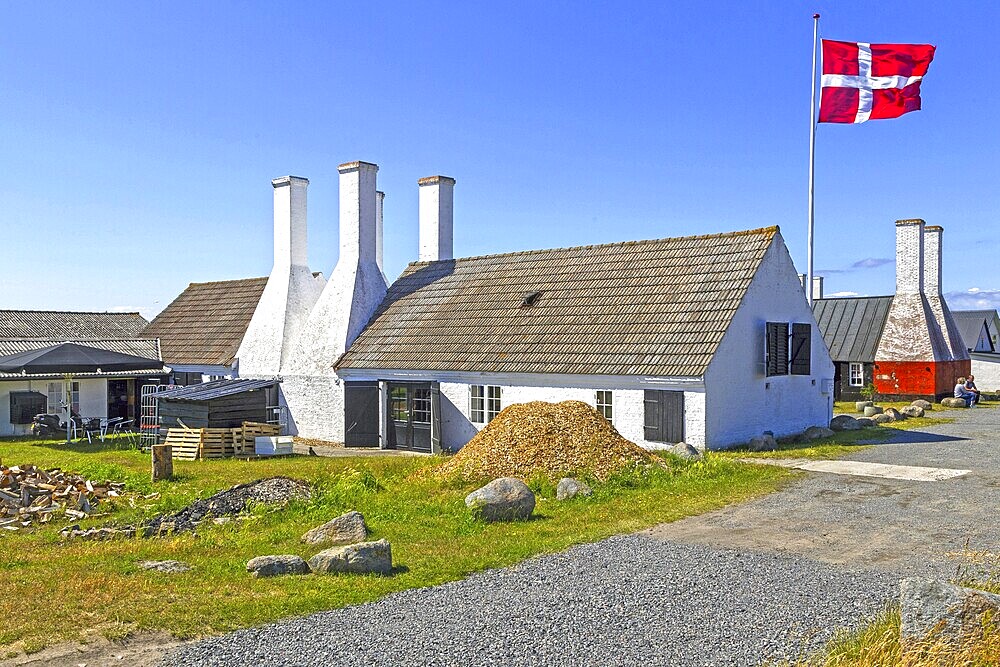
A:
[
  {"left": 100, "top": 417, "right": 125, "bottom": 443},
  {"left": 112, "top": 419, "right": 138, "bottom": 447}
]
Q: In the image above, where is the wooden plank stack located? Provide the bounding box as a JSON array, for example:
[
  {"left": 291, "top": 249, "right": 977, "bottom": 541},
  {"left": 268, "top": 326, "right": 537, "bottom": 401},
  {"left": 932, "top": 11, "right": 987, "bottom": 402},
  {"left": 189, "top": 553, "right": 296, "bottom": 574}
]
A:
[
  {"left": 164, "top": 422, "right": 281, "bottom": 460},
  {"left": 0, "top": 462, "right": 124, "bottom": 533}
]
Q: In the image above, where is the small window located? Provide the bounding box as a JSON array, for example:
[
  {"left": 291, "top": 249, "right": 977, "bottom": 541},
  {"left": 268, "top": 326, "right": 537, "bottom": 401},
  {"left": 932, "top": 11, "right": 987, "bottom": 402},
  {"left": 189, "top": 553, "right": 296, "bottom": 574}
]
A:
[
  {"left": 411, "top": 388, "right": 431, "bottom": 424},
  {"left": 596, "top": 390, "right": 613, "bottom": 422},
  {"left": 849, "top": 362, "right": 864, "bottom": 387},
  {"left": 790, "top": 323, "right": 811, "bottom": 375},
  {"left": 390, "top": 387, "right": 407, "bottom": 421},
  {"left": 766, "top": 322, "right": 789, "bottom": 376},
  {"left": 471, "top": 385, "right": 501, "bottom": 424},
  {"left": 47, "top": 381, "right": 80, "bottom": 414}
]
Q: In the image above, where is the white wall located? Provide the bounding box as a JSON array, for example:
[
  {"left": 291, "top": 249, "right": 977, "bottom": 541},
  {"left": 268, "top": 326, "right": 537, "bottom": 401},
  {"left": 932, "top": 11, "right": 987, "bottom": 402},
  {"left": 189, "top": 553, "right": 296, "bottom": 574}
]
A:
[
  {"left": 278, "top": 374, "right": 344, "bottom": 442},
  {"left": 970, "top": 355, "right": 1000, "bottom": 392},
  {"left": 0, "top": 378, "right": 108, "bottom": 437},
  {"left": 704, "top": 233, "right": 834, "bottom": 448},
  {"left": 437, "top": 379, "right": 706, "bottom": 452}
]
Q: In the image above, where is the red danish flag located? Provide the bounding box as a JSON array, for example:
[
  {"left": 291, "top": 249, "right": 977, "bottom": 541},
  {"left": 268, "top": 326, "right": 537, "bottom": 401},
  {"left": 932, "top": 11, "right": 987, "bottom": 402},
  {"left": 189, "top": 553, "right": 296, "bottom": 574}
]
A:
[{"left": 820, "top": 40, "right": 936, "bottom": 123}]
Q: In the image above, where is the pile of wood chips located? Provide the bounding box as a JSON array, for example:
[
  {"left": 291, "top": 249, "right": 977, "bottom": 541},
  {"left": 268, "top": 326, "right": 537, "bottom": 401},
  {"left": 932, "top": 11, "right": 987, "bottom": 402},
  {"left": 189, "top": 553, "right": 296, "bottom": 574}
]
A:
[
  {"left": 431, "top": 400, "right": 654, "bottom": 482},
  {"left": 0, "top": 462, "right": 124, "bottom": 533}
]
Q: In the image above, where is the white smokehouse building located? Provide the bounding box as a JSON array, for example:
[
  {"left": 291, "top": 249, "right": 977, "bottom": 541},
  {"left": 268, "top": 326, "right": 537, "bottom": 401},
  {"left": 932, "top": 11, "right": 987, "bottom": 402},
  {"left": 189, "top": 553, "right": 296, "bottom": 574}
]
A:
[{"left": 235, "top": 160, "right": 834, "bottom": 452}]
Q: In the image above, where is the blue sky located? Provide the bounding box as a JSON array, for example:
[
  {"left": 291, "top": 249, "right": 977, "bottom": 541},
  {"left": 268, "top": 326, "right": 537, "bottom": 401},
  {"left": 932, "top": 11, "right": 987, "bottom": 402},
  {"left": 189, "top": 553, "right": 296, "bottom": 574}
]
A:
[{"left": 2, "top": 1, "right": 998, "bottom": 319}]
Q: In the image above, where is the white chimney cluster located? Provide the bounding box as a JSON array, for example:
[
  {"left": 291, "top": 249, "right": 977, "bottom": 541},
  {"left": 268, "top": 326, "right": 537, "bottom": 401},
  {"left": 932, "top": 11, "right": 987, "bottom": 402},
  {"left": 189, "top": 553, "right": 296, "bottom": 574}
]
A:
[
  {"left": 875, "top": 219, "right": 967, "bottom": 363},
  {"left": 235, "top": 161, "right": 455, "bottom": 440}
]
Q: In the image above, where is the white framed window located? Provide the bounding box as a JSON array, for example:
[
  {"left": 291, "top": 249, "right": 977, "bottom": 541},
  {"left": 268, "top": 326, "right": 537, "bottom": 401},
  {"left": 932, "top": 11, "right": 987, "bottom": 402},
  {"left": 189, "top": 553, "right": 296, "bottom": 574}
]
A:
[
  {"left": 47, "top": 381, "right": 80, "bottom": 414},
  {"left": 596, "top": 390, "right": 613, "bottom": 422},
  {"left": 471, "top": 385, "right": 501, "bottom": 424},
  {"left": 849, "top": 362, "right": 864, "bottom": 387}
]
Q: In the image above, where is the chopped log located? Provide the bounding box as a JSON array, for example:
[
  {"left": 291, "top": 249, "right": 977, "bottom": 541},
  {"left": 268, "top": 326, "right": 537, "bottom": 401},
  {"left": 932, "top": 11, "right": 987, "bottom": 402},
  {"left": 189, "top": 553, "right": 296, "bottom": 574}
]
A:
[{"left": 151, "top": 445, "right": 173, "bottom": 482}]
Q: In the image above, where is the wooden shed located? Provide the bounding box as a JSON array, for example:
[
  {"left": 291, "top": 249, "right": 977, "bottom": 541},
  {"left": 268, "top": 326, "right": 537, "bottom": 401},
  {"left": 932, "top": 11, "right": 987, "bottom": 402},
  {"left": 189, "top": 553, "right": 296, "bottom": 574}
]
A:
[{"left": 156, "top": 378, "right": 279, "bottom": 432}]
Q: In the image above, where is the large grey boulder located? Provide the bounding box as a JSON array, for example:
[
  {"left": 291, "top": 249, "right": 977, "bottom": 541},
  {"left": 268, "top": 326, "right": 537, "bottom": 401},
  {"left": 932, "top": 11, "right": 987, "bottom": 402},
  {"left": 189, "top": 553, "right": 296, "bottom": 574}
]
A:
[
  {"left": 855, "top": 417, "right": 877, "bottom": 428},
  {"left": 465, "top": 478, "right": 536, "bottom": 522},
  {"left": 301, "top": 510, "right": 368, "bottom": 546},
  {"left": 556, "top": 477, "right": 593, "bottom": 501},
  {"left": 872, "top": 413, "right": 893, "bottom": 424},
  {"left": 911, "top": 399, "right": 933, "bottom": 410},
  {"left": 246, "top": 554, "right": 310, "bottom": 578},
  {"left": 900, "top": 405, "right": 925, "bottom": 418},
  {"left": 900, "top": 577, "right": 1000, "bottom": 646},
  {"left": 308, "top": 539, "right": 393, "bottom": 575},
  {"left": 748, "top": 432, "right": 777, "bottom": 452},
  {"left": 863, "top": 405, "right": 884, "bottom": 417},
  {"left": 941, "top": 397, "right": 968, "bottom": 408},
  {"left": 830, "top": 415, "right": 862, "bottom": 431},
  {"left": 855, "top": 401, "right": 873, "bottom": 413},
  {"left": 803, "top": 426, "right": 835, "bottom": 440},
  {"left": 884, "top": 407, "right": 904, "bottom": 421},
  {"left": 669, "top": 441, "right": 703, "bottom": 460}
]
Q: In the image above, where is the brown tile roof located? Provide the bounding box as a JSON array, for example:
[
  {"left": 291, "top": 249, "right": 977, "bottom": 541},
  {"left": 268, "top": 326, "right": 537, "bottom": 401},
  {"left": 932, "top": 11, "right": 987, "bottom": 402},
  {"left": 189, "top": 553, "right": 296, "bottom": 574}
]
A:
[
  {"left": 338, "top": 227, "right": 779, "bottom": 377},
  {"left": 0, "top": 310, "right": 148, "bottom": 339},
  {"left": 142, "top": 277, "right": 268, "bottom": 366}
]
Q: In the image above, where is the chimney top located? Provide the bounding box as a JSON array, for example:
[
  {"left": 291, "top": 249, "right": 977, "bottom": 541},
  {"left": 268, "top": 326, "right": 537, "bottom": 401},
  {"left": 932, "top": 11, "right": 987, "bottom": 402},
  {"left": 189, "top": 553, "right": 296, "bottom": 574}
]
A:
[
  {"left": 925, "top": 225, "right": 944, "bottom": 231},
  {"left": 338, "top": 161, "right": 378, "bottom": 173},
  {"left": 895, "top": 218, "right": 926, "bottom": 226},
  {"left": 418, "top": 175, "right": 456, "bottom": 186},
  {"left": 272, "top": 175, "right": 309, "bottom": 188}
]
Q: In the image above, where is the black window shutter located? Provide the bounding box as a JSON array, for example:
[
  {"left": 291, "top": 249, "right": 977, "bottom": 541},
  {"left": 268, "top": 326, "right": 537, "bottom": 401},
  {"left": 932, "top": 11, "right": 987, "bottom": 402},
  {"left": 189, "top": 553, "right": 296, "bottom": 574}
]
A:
[
  {"left": 790, "top": 323, "right": 811, "bottom": 375},
  {"left": 766, "top": 322, "right": 789, "bottom": 376},
  {"left": 643, "top": 390, "right": 661, "bottom": 442}
]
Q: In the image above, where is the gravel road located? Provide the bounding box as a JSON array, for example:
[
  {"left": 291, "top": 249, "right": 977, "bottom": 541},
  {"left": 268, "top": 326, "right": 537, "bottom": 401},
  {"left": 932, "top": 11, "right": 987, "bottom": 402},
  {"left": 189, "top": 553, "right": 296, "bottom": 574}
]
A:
[{"left": 167, "top": 535, "right": 897, "bottom": 667}]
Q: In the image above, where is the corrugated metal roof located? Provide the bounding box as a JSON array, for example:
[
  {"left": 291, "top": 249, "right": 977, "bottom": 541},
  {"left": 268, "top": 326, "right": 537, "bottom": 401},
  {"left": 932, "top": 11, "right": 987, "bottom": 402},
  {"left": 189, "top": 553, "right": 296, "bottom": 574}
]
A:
[
  {"left": 156, "top": 377, "right": 276, "bottom": 402},
  {"left": 0, "top": 339, "right": 164, "bottom": 379},
  {"left": 142, "top": 277, "right": 268, "bottom": 366},
  {"left": 812, "top": 296, "right": 893, "bottom": 362},
  {"left": 338, "top": 227, "right": 779, "bottom": 377},
  {"left": 951, "top": 311, "right": 993, "bottom": 351},
  {"left": 0, "top": 311, "right": 148, "bottom": 339}
]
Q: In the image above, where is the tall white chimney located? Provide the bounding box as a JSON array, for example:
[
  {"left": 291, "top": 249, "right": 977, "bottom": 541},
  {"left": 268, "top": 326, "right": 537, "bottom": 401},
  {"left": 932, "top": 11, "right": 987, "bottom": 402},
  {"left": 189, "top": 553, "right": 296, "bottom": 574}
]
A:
[
  {"left": 922, "top": 225, "right": 943, "bottom": 294},
  {"left": 235, "top": 176, "right": 325, "bottom": 375},
  {"left": 418, "top": 175, "right": 455, "bottom": 262},
  {"left": 376, "top": 190, "right": 385, "bottom": 276},
  {"left": 288, "top": 160, "right": 389, "bottom": 379},
  {"left": 923, "top": 225, "right": 969, "bottom": 361},
  {"left": 895, "top": 218, "right": 925, "bottom": 294},
  {"left": 811, "top": 276, "right": 824, "bottom": 300}
]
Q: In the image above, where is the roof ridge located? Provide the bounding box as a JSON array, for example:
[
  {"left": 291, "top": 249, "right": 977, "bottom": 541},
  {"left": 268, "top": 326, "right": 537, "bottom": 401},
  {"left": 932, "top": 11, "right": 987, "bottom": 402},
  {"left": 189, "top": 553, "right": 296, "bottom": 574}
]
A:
[
  {"left": 185, "top": 276, "right": 268, "bottom": 286},
  {"left": 814, "top": 294, "right": 893, "bottom": 301},
  {"left": 406, "top": 226, "right": 780, "bottom": 266},
  {"left": 0, "top": 309, "right": 144, "bottom": 316}
]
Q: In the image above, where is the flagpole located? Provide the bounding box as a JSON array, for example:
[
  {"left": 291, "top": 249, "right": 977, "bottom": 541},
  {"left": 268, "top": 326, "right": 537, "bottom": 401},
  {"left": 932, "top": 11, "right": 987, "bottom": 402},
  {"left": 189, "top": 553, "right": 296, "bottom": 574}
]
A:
[{"left": 807, "top": 13, "right": 820, "bottom": 306}]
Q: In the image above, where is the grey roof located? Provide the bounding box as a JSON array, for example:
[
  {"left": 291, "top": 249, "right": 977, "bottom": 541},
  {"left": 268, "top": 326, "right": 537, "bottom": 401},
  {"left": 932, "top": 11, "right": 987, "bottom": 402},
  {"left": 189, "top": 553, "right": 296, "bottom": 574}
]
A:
[
  {"left": 812, "top": 296, "right": 894, "bottom": 362},
  {"left": 155, "top": 378, "right": 276, "bottom": 402},
  {"left": 0, "top": 339, "right": 163, "bottom": 379},
  {"left": 951, "top": 310, "right": 994, "bottom": 352},
  {"left": 0, "top": 310, "right": 148, "bottom": 339},
  {"left": 338, "top": 227, "right": 779, "bottom": 378}
]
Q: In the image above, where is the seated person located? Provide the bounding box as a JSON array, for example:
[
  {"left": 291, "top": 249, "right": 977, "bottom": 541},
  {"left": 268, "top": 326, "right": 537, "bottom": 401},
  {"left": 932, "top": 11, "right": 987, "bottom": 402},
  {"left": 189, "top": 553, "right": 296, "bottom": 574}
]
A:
[
  {"left": 954, "top": 377, "right": 977, "bottom": 407},
  {"left": 965, "top": 375, "right": 981, "bottom": 404}
]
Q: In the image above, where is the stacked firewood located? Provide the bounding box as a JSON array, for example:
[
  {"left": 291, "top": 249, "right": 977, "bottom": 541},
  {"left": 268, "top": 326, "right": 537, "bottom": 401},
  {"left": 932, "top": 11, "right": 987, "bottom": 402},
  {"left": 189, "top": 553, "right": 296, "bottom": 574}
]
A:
[{"left": 0, "top": 463, "right": 124, "bottom": 532}]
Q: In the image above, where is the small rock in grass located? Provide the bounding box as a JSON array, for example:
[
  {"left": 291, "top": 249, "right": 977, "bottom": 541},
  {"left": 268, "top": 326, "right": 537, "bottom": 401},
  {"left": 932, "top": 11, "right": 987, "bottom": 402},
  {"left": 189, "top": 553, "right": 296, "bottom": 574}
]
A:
[
  {"left": 669, "top": 442, "right": 703, "bottom": 460},
  {"left": 855, "top": 401, "right": 874, "bottom": 413},
  {"left": 941, "top": 397, "right": 968, "bottom": 408},
  {"left": 556, "top": 478, "right": 593, "bottom": 501},
  {"left": 246, "top": 554, "right": 310, "bottom": 578},
  {"left": 308, "top": 539, "right": 392, "bottom": 575},
  {"left": 465, "top": 478, "right": 535, "bottom": 522},
  {"left": 803, "top": 426, "right": 835, "bottom": 440},
  {"left": 301, "top": 510, "right": 368, "bottom": 546},
  {"left": 911, "top": 399, "right": 932, "bottom": 410},
  {"left": 855, "top": 417, "right": 877, "bottom": 428},
  {"left": 863, "top": 406, "right": 884, "bottom": 417},
  {"left": 748, "top": 432, "right": 777, "bottom": 452},
  {"left": 900, "top": 577, "right": 1000, "bottom": 648},
  {"left": 872, "top": 413, "right": 893, "bottom": 424},
  {"left": 830, "top": 415, "right": 862, "bottom": 431},
  {"left": 900, "top": 405, "right": 925, "bottom": 418},
  {"left": 140, "top": 560, "right": 192, "bottom": 574},
  {"left": 884, "top": 408, "right": 904, "bottom": 421}
]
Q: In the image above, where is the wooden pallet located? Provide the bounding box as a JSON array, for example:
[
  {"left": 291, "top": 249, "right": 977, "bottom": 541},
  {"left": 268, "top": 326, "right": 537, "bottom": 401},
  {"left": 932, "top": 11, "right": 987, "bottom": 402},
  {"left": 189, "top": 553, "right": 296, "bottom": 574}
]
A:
[
  {"left": 235, "top": 422, "right": 280, "bottom": 455},
  {"left": 165, "top": 422, "right": 280, "bottom": 460},
  {"left": 163, "top": 428, "right": 203, "bottom": 461}
]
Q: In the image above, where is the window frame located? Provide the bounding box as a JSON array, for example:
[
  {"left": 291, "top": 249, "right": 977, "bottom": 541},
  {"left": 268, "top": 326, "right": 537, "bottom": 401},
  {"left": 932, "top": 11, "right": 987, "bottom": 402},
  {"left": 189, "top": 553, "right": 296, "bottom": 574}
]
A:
[
  {"left": 47, "top": 381, "right": 80, "bottom": 414},
  {"left": 596, "top": 390, "right": 613, "bottom": 423},
  {"left": 471, "top": 385, "right": 502, "bottom": 424},
  {"left": 848, "top": 362, "right": 864, "bottom": 387},
  {"left": 766, "top": 322, "right": 790, "bottom": 377}
]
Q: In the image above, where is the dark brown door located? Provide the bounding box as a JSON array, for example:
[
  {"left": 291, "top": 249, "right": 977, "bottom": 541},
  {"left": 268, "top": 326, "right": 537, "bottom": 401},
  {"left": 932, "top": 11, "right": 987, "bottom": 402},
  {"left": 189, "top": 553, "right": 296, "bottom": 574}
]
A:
[{"left": 388, "top": 383, "right": 433, "bottom": 452}]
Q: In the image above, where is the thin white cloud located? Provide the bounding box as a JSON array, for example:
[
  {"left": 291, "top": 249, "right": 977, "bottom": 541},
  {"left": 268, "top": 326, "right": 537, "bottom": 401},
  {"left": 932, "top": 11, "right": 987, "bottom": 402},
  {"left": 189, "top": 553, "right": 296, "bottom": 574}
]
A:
[
  {"left": 851, "top": 257, "right": 893, "bottom": 269},
  {"left": 109, "top": 305, "right": 160, "bottom": 320},
  {"left": 945, "top": 288, "right": 1000, "bottom": 311}
]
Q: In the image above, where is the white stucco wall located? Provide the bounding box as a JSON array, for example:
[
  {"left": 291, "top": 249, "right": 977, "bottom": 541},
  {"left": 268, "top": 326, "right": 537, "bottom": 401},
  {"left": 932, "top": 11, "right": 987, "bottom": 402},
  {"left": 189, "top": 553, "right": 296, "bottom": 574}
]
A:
[
  {"left": 435, "top": 378, "right": 705, "bottom": 452},
  {"left": 704, "top": 233, "right": 834, "bottom": 448},
  {"left": 970, "top": 355, "right": 1000, "bottom": 392},
  {"left": 278, "top": 374, "right": 344, "bottom": 442}
]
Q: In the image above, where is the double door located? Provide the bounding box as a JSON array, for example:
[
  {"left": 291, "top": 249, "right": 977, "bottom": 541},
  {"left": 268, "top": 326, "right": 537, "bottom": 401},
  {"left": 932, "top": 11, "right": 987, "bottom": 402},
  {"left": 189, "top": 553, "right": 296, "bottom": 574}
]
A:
[{"left": 388, "top": 383, "right": 434, "bottom": 452}]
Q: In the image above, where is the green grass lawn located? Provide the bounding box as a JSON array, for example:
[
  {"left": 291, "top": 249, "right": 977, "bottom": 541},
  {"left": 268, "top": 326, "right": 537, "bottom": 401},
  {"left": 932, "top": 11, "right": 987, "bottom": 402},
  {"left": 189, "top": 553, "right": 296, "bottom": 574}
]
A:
[{"left": 0, "top": 435, "right": 791, "bottom": 654}]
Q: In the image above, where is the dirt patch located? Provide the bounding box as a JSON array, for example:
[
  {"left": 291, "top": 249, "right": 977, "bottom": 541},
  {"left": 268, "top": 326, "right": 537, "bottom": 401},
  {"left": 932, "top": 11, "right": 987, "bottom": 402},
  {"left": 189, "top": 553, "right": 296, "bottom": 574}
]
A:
[
  {"left": 430, "top": 400, "right": 654, "bottom": 482},
  {"left": 0, "top": 631, "right": 186, "bottom": 667}
]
